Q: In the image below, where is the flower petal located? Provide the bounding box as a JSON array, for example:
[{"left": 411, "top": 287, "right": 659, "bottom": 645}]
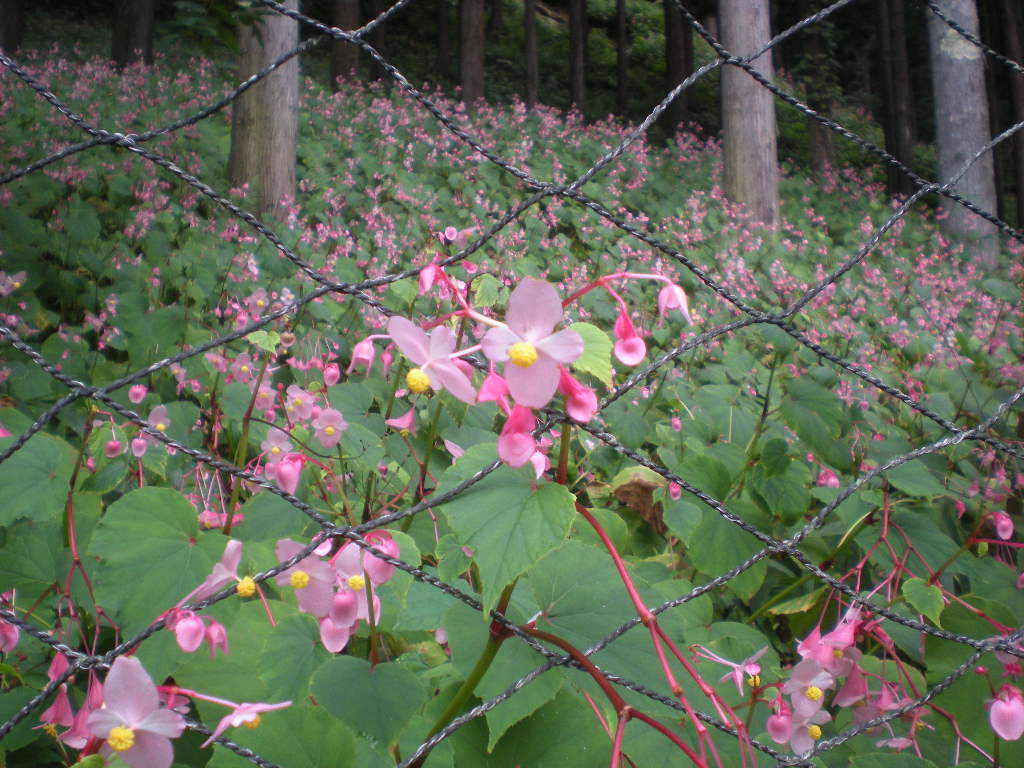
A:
[
  {"left": 506, "top": 278, "right": 563, "bottom": 340},
  {"left": 121, "top": 729, "right": 175, "bottom": 768},
  {"left": 481, "top": 326, "right": 519, "bottom": 362},
  {"left": 505, "top": 356, "right": 560, "bottom": 408},
  {"left": 430, "top": 360, "right": 478, "bottom": 404},
  {"left": 137, "top": 707, "right": 186, "bottom": 739},
  {"left": 536, "top": 328, "right": 584, "bottom": 364},
  {"left": 387, "top": 316, "right": 429, "bottom": 365},
  {"left": 103, "top": 657, "right": 160, "bottom": 727},
  {"left": 427, "top": 326, "right": 457, "bottom": 360}
]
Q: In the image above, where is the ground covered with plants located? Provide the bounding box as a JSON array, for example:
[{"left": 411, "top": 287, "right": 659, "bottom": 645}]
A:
[{"left": 1, "top": 33, "right": 1024, "bottom": 768}]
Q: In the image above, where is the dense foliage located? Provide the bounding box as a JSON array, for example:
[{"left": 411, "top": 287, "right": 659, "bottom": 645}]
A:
[{"left": 1, "top": 37, "right": 1024, "bottom": 768}]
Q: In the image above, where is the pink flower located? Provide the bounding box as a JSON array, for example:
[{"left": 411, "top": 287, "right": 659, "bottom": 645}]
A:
[
  {"left": 782, "top": 659, "right": 835, "bottom": 718},
  {"left": 481, "top": 278, "right": 584, "bottom": 408},
  {"left": 691, "top": 644, "right": 767, "bottom": 696},
  {"left": 657, "top": 283, "right": 693, "bottom": 324},
  {"left": 766, "top": 696, "right": 793, "bottom": 744},
  {"left": 128, "top": 384, "right": 147, "bottom": 404},
  {"left": 104, "top": 440, "right": 124, "bottom": 458},
  {"left": 274, "top": 539, "right": 335, "bottom": 617},
  {"left": 229, "top": 353, "right": 256, "bottom": 384},
  {"left": 88, "top": 656, "right": 185, "bottom": 768},
  {"left": 346, "top": 338, "right": 376, "bottom": 375},
  {"left": 284, "top": 385, "right": 314, "bottom": 421},
  {"left": 362, "top": 531, "right": 400, "bottom": 585},
  {"left": 388, "top": 316, "right": 477, "bottom": 404},
  {"left": 816, "top": 468, "right": 840, "bottom": 488},
  {"left": 0, "top": 617, "right": 19, "bottom": 652},
  {"left": 989, "top": 684, "right": 1024, "bottom": 741},
  {"left": 39, "top": 656, "right": 74, "bottom": 728},
  {"left": 185, "top": 539, "right": 243, "bottom": 605},
  {"left": 167, "top": 609, "right": 205, "bottom": 653},
  {"left": 612, "top": 309, "right": 646, "bottom": 366},
  {"left": 788, "top": 708, "right": 831, "bottom": 756},
  {"left": 993, "top": 511, "right": 1014, "bottom": 540},
  {"left": 498, "top": 405, "right": 537, "bottom": 468},
  {"left": 323, "top": 362, "right": 341, "bottom": 387},
  {"left": 557, "top": 367, "right": 598, "bottom": 422},
  {"left": 61, "top": 670, "right": 103, "bottom": 748},
  {"left": 312, "top": 408, "right": 347, "bottom": 448},
  {"left": 131, "top": 437, "right": 148, "bottom": 458},
  {"left": 477, "top": 365, "right": 510, "bottom": 410},
  {"left": 200, "top": 701, "right": 292, "bottom": 748},
  {"left": 320, "top": 616, "right": 355, "bottom": 652},
  {"left": 261, "top": 429, "right": 293, "bottom": 463},
  {"left": 275, "top": 453, "right": 304, "bottom": 495},
  {"left": 385, "top": 407, "right": 417, "bottom": 436},
  {"left": 204, "top": 620, "right": 229, "bottom": 658},
  {"left": 419, "top": 260, "right": 446, "bottom": 295}
]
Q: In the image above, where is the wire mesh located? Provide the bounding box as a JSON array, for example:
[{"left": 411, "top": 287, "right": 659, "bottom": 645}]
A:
[{"left": 0, "top": 0, "right": 1022, "bottom": 766}]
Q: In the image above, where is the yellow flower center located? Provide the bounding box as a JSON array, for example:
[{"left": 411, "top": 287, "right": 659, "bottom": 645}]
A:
[
  {"left": 833, "top": 648, "right": 844, "bottom": 658},
  {"left": 406, "top": 367, "right": 431, "bottom": 393},
  {"left": 155, "top": 422, "right": 167, "bottom": 432},
  {"left": 237, "top": 576, "right": 256, "bottom": 598},
  {"left": 13, "top": 281, "right": 22, "bottom": 289},
  {"left": 324, "top": 426, "right": 335, "bottom": 436},
  {"left": 108, "top": 725, "right": 135, "bottom": 752},
  {"left": 256, "top": 299, "right": 266, "bottom": 308},
  {"left": 746, "top": 674, "right": 761, "bottom": 689},
  {"left": 43, "top": 723, "right": 59, "bottom": 737},
  {"left": 244, "top": 715, "right": 262, "bottom": 730},
  {"left": 348, "top": 574, "right": 366, "bottom": 591},
  {"left": 807, "top": 724, "right": 822, "bottom": 740},
  {"left": 271, "top": 446, "right": 281, "bottom": 455},
  {"left": 292, "top": 398, "right": 303, "bottom": 407},
  {"left": 240, "top": 365, "right": 250, "bottom": 374},
  {"left": 804, "top": 685, "right": 823, "bottom": 701},
  {"left": 290, "top": 570, "right": 310, "bottom": 589},
  {"left": 508, "top": 341, "right": 538, "bottom": 368}
]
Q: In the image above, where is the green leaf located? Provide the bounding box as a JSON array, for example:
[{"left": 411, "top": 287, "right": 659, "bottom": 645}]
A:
[
  {"left": 437, "top": 444, "right": 576, "bottom": 615},
  {"left": 0, "top": 431, "right": 75, "bottom": 525},
  {"left": 88, "top": 487, "right": 225, "bottom": 631},
  {"left": 886, "top": 462, "right": 947, "bottom": 497},
  {"left": 247, "top": 330, "right": 281, "bottom": 353},
  {"left": 312, "top": 656, "right": 426, "bottom": 746},
  {"left": 568, "top": 321, "right": 612, "bottom": 386},
  {"left": 472, "top": 272, "right": 503, "bottom": 307},
  {"left": 259, "top": 609, "right": 331, "bottom": 702},
  {"left": 688, "top": 513, "right": 767, "bottom": 602},
  {"left": 902, "top": 578, "right": 944, "bottom": 626}
]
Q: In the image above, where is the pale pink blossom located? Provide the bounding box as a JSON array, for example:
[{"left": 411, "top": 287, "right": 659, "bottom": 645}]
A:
[
  {"left": 557, "top": 366, "right": 598, "bottom": 422},
  {"left": 816, "top": 468, "right": 840, "bottom": 488},
  {"left": 989, "top": 684, "right": 1024, "bottom": 740},
  {"left": 782, "top": 659, "right": 835, "bottom": 718},
  {"left": 612, "top": 309, "right": 646, "bottom": 366},
  {"left": 274, "top": 453, "right": 304, "bottom": 495},
  {"left": 128, "top": 384, "right": 147, "bottom": 404},
  {"left": 88, "top": 656, "right": 185, "bottom": 768},
  {"left": 261, "top": 429, "right": 293, "bottom": 463},
  {"left": 346, "top": 338, "right": 376, "bottom": 375},
  {"left": 766, "top": 695, "right": 793, "bottom": 744},
  {"left": 691, "top": 644, "right": 767, "bottom": 696},
  {"left": 0, "top": 617, "right": 19, "bottom": 652},
  {"left": 993, "top": 511, "right": 1014, "bottom": 540},
  {"left": 385, "top": 407, "right": 417, "bottom": 435},
  {"left": 656, "top": 283, "right": 693, "bottom": 324},
  {"left": 498, "top": 405, "right": 536, "bottom": 468},
  {"left": 284, "top": 385, "right": 314, "bottom": 421},
  {"left": 388, "top": 317, "right": 477, "bottom": 404},
  {"left": 200, "top": 700, "right": 292, "bottom": 748},
  {"left": 481, "top": 279, "right": 584, "bottom": 408},
  {"left": 312, "top": 408, "right": 348, "bottom": 448},
  {"left": 274, "top": 539, "right": 335, "bottom": 617},
  {"left": 104, "top": 440, "right": 124, "bottom": 459},
  {"left": 323, "top": 362, "right": 341, "bottom": 387},
  {"left": 204, "top": 620, "right": 229, "bottom": 658}
]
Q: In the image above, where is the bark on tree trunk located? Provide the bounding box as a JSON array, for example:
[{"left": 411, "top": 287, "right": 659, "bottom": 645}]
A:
[
  {"left": 998, "top": 0, "right": 1024, "bottom": 228},
  {"left": 615, "top": 0, "right": 627, "bottom": 115},
  {"left": 461, "top": 0, "right": 486, "bottom": 106},
  {"left": 719, "top": 0, "right": 779, "bottom": 227},
  {"left": 878, "top": 0, "right": 916, "bottom": 197},
  {"left": 0, "top": 0, "right": 25, "bottom": 53},
  {"left": 112, "top": 0, "right": 156, "bottom": 68},
  {"left": 524, "top": 0, "right": 538, "bottom": 107},
  {"left": 488, "top": 0, "right": 504, "bottom": 35},
  {"left": 981, "top": 0, "right": 1006, "bottom": 222},
  {"left": 438, "top": 0, "right": 452, "bottom": 81},
  {"left": 569, "top": 0, "right": 586, "bottom": 114},
  {"left": 330, "top": 0, "right": 360, "bottom": 91},
  {"left": 664, "top": 2, "right": 691, "bottom": 132},
  {"left": 798, "top": 0, "right": 835, "bottom": 177},
  {"left": 228, "top": 0, "right": 299, "bottom": 220},
  {"left": 927, "top": 0, "right": 999, "bottom": 268}
]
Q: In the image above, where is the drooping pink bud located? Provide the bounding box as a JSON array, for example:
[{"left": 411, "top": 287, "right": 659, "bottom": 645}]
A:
[
  {"left": 329, "top": 591, "right": 359, "bottom": 628},
  {"left": 363, "top": 533, "right": 400, "bottom": 585},
  {"left": 320, "top": 617, "right": 353, "bottom": 652},
  {"left": 0, "top": 618, "right": 19, "bottom": 652},
  {"left": 657, "top": 283, "right": 693, "bottom": 324},
  {"left": 613, "top": 309, "right": 646, "bottom": 366},
  {"left": 131, "top": 436, "right": 148, "bottom": 457},
  {"left": 989, "top": 684, "right": 1024, "bottom": 741},
  {"left": 346, "top": 338, "right": 376, "bottom": 375},
  {"left": 323, "top": 362, "right": 341, "bottom": 387},
  {"left": 498, "top": 405, "right": 536, "bottom": 469},
  {"left": 275, "top": 454, "right": 304, "bottom": 495},
  {"left": 993, "top": 511, "right": 1014, "bottom": 541},
  {"left": 172, "top": 611, "right": 206, "bottom": 653},
  {"left": 128, "top": 384, "right": 147, "bottom": 404},
  {"left": 385, "top": 408, "right": 416, "bottom": 436},
  {"left": 205, "top": 620, "right": 229, "bottom": 658},
  {"left": 557, "top": 367, "right": 598, "bottom": 422},
  {"left": 104, "top": 440, "right": 123, "bottom": 459},
  {"left": 817, "top": 468, "right": 840, "bottom": 488}
]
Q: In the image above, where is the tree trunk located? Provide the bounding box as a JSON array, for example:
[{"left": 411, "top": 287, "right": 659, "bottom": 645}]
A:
[
  {"left": 461, "top": 0, "right": 486, "bottom": 106},
  {"left": 719, "top": 0, "right": 779, "bottom": 226},
  {"left": 998, "top": 0, "right": 1024, "bottom": 227},
  {"left": 878, "top": 0, "right": 916, "bottom": 197},
  {"left": 927, "top": 0, "right": 999, "bottom": 268},
  {"left": 797, "top": 0, "right": 836, "bottom": 177},
  {"left": 488, "top": 0, "right": 504, "bottom": 35},
  {"left": 524, "top": 0, "right": 538, "bottom": 107},
  {"left": 330, "top": 0, "right": 360, "bottom": 90},
  {"left": 0, "top": 0, "right": 25, "bottom": 53},
  {"left": 615, "top": 0, "right": 627, "bottom": 114},
  {"left": 664, "top": 2, "right": 691, "bottom": 132},
  {"left": 112, "top": 0, "right": 156, "bottom": 68},
  {"left": 568, "top": 0, "right": 586, "bottom": 113},
  {"left": 228, "top": 0, "right": 299, "bottom": 220},
  {"left": 980, "top": 0, "right": 1005, "bottom": 221},
  {"left": 438, "top": 0, "right": 452, "bottom": 81}
]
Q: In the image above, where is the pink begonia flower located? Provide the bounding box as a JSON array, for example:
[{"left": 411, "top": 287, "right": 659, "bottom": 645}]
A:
[
  {"left": 993, "top": 511, "right": 1014, "bottom": 540},
  {"left": 380, "top": 348, "right": 394, "bottom": 377},
  {"left": 0, "top": 270, "right": 26, "bottom": 296},
  {"left": 782, "top": 658, "right": 835, "bottom": 718},
  {"left": 320, "top": 616, "right": 355, "bottom": 653},
  {"left": 323, "top": 362, "right": 341, "bottom": 387},
  {"left": 40, "top": 655, "right": 75, "bottom": 728},
  {"left": 557, "top": 367, "right": 598, "bottom": 422},
  {"left": 816, "top": 468, "right": 840, "bottom": 488},
  {"left": 833, "top": 660, "right": 868, "bottom": 707},
  {"left": 312, "top": 408, "right": 348, "bottom": 449},
  {"left": 104, "top": 440, "right": 124, "bottom": 458},
  {"left": 88, "top": 656, "right": 186, "bottom": 768},
  {"left": 477, "top": 364, "right": 511, "bottom": 409},
  {"left": 691, "top": 644, "right": 767, "bottom": 696},
  {"left": 0, "top": 617, "right": 19, "bottom": 652},
  {"left": 131, "top": 437, "right": 148, "bottom": 458},
  {"left": 385, "top": 407, "right": 417, "bottom": 436},
  {"left": 229, "top": 353, "right": 256, "bottom": 384},
  {"left": 671, "top": 415, "right": 682, "bottom": 432},
  {"left": 444, "top": 439, "right": 465, "bottom": 461},
  {"left": 346, "top": 337, "right": 376, "bottom": 375},
  {"left": 419, "top": 260, "right": 446, "bottom": 295},
  {"left": 612, "top": 309, "right": 646, "bottom": 366},
  {"left": 498, "top": 405, "right": 537, "bottom": 468},
  {"left": 989, "top": 684, "right": 1024, "bottom": 740},
  {"left": 788, "top": 709, "right": 831, "bottom": 756},
  {"left": 274, "top": 539, "right": 335, "bottom": 617},
  {"left": 186, "top": 539, "right": 243, "bottom": 605},
  {"left": 437, "top": 225, "right": 476, "bottom": 246},
  {"left": 331, "top": 543, "right": 383, "bottom": 623},
  {"left": 261, "top": 429, "right": 292, "bottom": 464},
  {"left": 61, "top": 670, "right": 103, "bottom": 748},
  {"left": 200, "top": 700, "right": 292, "bottom": 748},
  {"left": 128, "top": 384, "right": 147, "bottom": 404},
  {"left": 656, "top": 283, "right": 693, "bottom": 325},
  {"left": 362, "top": 531, "right": 400, "bottom": 585},
  {"left": 766, "top": 695, "right": 793, "bottom": 744},
  {"left": 168, "top": 610, "right": 206, "bottom": 653},
  {"left": 274, "top": 453, "right": 304, "bottom": 495},
  {"left": 481, "top": 279, "right": 584, "bottom": 408},
  {"left": 388, "top": 316, "right": 477, "bottom": 404},
  {"left": 204, "top": 620, "right": 229, "bottom": 658},
  {"left": 284, "top": 385, "right": 314, "bottom": 422}
]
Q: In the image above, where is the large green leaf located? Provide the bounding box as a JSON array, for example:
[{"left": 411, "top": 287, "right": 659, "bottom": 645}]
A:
[
  {"left": 687, "top": 512, "right": 767, "bottom": 602},
  {"left": 568, "top": 322, "right": 612, "bottom": 386},
  {"left": 437, "top": 444, "right": 576, "bottom": 615},
  {"left": 0, "top": 431, "right": 75, "bottom": 525},
  {"left": 312, "top": 656, "right": 426, "bottom": 746},
  {"left": 88, "top": 487, "right": 225, "bottom": 631}
]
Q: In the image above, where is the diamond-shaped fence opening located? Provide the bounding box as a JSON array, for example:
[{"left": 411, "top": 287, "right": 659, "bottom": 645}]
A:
[{"left": 1, "top": 1, "right": 1023, "bottom": 767}]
